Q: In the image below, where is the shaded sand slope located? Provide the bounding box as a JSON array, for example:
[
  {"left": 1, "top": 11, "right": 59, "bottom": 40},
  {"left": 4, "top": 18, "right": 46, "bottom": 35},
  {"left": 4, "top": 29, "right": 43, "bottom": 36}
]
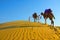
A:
[{"left": 0, "top": 21, "right": 60, "bottom": 40}]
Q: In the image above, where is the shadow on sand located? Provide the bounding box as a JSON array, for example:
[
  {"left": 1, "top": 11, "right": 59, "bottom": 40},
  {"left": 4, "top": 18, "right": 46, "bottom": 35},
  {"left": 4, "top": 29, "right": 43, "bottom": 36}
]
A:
[{"left": 0, "top": 25, "right": 42, "bottom": 30}]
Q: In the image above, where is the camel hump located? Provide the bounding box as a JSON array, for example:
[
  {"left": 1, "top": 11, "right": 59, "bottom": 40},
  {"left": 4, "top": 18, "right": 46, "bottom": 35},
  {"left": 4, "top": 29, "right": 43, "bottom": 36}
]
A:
[{"left": 44, "top": 9, "right": 52, "bottom": 14}]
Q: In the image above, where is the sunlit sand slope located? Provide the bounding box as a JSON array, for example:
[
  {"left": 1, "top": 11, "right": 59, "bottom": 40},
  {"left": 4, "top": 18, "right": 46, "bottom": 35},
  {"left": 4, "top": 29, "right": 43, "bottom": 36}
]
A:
[
  {"left": 0, "top": 21, "right": 48, "bottom": 28},
  {"left": 0, "top": 21, "right": 60, "bottom": 40}
]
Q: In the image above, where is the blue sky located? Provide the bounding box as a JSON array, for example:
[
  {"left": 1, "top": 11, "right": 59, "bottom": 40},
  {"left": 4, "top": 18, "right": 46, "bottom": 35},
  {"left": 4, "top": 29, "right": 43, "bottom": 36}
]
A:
[{"left": 0, "top": 0, "right": 60, "bottom": 26}]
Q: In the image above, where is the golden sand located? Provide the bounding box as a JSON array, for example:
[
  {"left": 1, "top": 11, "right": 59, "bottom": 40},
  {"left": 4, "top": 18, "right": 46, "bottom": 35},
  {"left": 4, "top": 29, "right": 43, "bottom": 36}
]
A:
[{"left": 0, "top": 21, "right": 60, "bottom": 40}]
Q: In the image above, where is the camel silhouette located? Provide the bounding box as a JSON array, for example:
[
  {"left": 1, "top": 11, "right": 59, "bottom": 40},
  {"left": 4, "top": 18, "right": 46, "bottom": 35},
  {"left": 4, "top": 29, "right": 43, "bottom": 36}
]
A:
[{"left": 41, "top": 9, "right": 55, "bottom": 26}]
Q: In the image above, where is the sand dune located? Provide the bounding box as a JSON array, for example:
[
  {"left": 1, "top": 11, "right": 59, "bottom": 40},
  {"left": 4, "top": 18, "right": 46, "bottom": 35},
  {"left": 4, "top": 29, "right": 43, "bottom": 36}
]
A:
[{"left": 0, "top": 21, "right": 60, "bottom": 40}]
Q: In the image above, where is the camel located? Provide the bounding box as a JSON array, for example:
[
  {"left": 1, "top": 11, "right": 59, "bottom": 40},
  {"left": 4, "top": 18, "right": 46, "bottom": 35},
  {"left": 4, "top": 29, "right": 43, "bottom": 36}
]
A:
[
  {"left": 32, "top": 13, "right": 41, "bottom": 22},
  {"left": 41, "top": 9, "right": 55, "bottom": 26}
]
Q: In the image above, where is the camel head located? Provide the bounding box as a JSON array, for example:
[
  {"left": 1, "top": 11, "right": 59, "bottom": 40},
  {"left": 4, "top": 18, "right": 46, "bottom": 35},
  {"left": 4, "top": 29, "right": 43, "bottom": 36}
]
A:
[{"left": 41, "top": 12, "right": 44, "bottom": 15}]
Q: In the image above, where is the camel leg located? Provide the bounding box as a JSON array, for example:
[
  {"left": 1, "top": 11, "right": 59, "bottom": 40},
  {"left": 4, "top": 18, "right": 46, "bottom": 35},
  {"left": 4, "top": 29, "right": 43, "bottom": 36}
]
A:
[
  {"left": 51, "top": 20, "right": 54, "bottom": 27},
  {"left": 34, "top": 19, "right": 35, "bottom": 22},
  {"left": 37, "top": 15, "right": 40, "bottom": 22},
  {"left": 45, "top": 18, "right": 46, "bottom": 24}
]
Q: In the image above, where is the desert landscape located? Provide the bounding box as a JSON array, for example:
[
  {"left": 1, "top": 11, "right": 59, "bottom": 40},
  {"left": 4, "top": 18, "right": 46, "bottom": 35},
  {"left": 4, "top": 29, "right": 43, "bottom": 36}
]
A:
[
  {"left": 1, "top": 0, "right": 60, "bottom": 40},
  {"left": 0, "top": 21, "right": 60, "bottom": 40}
]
